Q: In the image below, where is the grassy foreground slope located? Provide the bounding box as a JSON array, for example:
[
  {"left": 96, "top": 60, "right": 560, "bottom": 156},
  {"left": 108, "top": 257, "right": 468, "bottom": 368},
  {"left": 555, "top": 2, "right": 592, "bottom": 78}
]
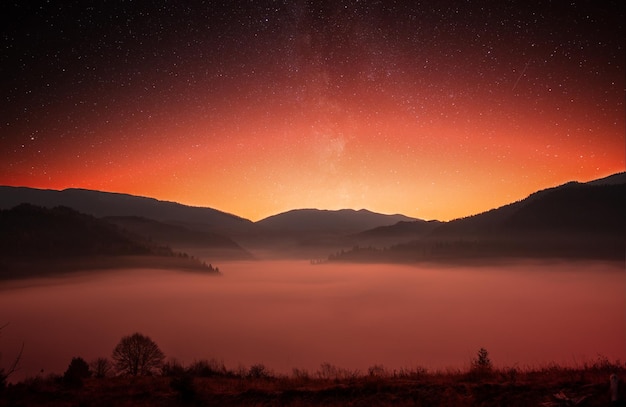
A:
[{"left": 2, "top": 359, "right": 624, "bottom": 406}]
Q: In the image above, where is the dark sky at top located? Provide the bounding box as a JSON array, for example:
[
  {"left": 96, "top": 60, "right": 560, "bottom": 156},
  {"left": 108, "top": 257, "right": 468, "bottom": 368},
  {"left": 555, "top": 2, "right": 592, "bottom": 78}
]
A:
[{"left": 0, "top": 1, "right": 623, "bottom": 220}]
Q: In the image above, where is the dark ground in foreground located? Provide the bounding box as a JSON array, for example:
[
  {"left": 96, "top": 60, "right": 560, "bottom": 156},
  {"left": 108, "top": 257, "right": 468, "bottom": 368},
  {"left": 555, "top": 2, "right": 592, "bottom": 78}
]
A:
[{"left": 2, "top": 364, "right": 624, "bottom": 406}]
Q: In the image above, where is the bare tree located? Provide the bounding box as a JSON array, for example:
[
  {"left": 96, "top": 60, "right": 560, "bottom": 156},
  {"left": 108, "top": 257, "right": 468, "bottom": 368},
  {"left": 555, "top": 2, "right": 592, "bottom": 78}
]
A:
[
  {"left": 112, "top": 332, "right": 165, "bottom": 376},
  {"left": 0, "top": 323, "right": 23, "bottom": 388},
  {"left": 90, "top": 357, "right": 112, "bottom": 378}
]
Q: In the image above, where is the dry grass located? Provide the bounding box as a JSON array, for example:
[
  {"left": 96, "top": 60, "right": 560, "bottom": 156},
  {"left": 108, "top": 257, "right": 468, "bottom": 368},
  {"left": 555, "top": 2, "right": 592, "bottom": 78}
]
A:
[{"left": 2, "top": 358, "right": 624, "bottom": 406}]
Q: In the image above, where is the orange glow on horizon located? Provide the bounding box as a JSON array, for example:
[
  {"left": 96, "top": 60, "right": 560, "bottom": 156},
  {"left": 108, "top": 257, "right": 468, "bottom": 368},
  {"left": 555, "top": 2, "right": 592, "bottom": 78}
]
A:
[
  {"left": 1, "top": 2, "right": 623, "bottom": 222},
  {"left": 2, "top": 93, "right": 623, "bottom": 222}
]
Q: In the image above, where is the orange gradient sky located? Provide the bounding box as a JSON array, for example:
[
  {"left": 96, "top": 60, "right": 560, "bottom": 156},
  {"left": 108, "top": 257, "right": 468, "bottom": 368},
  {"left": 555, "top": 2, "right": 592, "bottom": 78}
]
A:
[{"left": 1, "top": 2, "right": 623, "bottom": 221}]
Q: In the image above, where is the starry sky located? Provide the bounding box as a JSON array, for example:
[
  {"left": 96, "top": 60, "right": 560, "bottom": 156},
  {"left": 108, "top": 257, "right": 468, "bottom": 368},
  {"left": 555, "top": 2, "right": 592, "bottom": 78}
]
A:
[{"left": 1, "top": 1, "right": 623, "bottom": 221}]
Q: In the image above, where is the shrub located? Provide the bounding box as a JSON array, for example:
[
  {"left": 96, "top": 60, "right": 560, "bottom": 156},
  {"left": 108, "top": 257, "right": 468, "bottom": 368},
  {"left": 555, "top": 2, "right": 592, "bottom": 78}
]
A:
[
  {"left": 161, "top": 358, "right": 186, "bottom": 377},
  {"left": 63, "top": 357, "right": 91, "bottom": 387},
  {"left": 247, "top": 363, "right": 270, "bottom": 379},
  {"left": 316, "top": 362, "right": 359, "bottom": 381},
  {"left": 291, "top": 367, "right": 310, "bottom": 381},
  {"left": 90, "top": 357, "right": 112, "bottom": 378},
  {"left": 317, "top": 362, "right": 339, "bottom": 380},
  {"left": 188, "top": 358, "right": 229, "bottom": 377},
  {"left": 367, "top": 364, "right": 387, "bottom": 378}
]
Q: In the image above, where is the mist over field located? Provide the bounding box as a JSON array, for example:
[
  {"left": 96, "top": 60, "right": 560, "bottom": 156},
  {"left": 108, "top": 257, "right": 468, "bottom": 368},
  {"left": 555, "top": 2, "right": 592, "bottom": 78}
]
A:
[{"left": 1, "top": 260, "right": 623, "bottom": 383}]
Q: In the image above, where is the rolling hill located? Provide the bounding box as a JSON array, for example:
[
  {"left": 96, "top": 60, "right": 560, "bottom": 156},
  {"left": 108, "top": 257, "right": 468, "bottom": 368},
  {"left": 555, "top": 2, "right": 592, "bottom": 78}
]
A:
[
  {"left": 0, "top": 186, "right": 423, "bottom": 259},
  {"left": 256, "top": 208, "right": 416, "bottom": 233},
  {"left": 0, "top": 204, "right": 220, "bottom": 277},
  {"left": 350, "top": 219, "right": 442, "bottom": 247},
  {"left": 0, "top": 187, "right": 254, "bottom": 235},
  {"left": 104, "top": 216, "right": 253, "bottom": 259},
  {"left": 247, "top": 208, "right": 419, "bottom": 257},
  {"left": 2, "top": 172, "right": 624, "bottom": 262},
  {"left": 328, "top": 173, "right": 626, "bottom": 262}
]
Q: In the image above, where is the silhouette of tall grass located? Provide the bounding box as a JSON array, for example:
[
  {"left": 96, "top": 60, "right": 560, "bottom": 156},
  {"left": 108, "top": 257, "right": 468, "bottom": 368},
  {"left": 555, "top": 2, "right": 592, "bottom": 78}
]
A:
[{"left": 1, "top": 356, "right": 624, "bottom": 406}]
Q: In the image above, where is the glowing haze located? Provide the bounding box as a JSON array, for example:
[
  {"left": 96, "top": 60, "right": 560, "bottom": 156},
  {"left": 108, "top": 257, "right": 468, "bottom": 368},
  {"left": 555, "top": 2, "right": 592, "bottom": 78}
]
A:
[{"left": 1, "top": 2, "right": 623, "bottom": 221}]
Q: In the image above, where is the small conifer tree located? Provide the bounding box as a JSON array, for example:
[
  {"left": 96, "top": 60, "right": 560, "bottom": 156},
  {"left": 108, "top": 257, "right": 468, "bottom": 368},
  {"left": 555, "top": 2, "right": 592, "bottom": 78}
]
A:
[{"left": 472, "top": 347, "right": 493, "bottom": 372}]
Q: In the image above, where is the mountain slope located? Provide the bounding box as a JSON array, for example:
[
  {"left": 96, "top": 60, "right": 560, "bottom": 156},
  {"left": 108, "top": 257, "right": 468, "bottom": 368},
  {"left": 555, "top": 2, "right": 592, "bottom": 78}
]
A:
[
  {"left": 328, "top": 174, "right": 626, "bottom": 262},
  {"left": 104, "top": 216, "right": 252, "bottom": 259},
  {"left": 355, "top": 172, "right": 626, "bottom": 242},
  {"left": 0, "top": 204, "right": 151, "bottom": 259},
  {"left": 350, "top": 220, "right": 442, "bottom": 247},
  {"left": 256, "top": 208, "right": 416, "bottom": 233},
  {"left": 0, "top": 187, "right": 253, "bottom": 235},
  {"left": 430, "top": 181, "right": 624, "bottom": 239},
  {"left": 0, "top": 204, "right": 219, "bottom": 277},
  {"left": 586, "top": 171, "right": 626, "bottom": 186}
]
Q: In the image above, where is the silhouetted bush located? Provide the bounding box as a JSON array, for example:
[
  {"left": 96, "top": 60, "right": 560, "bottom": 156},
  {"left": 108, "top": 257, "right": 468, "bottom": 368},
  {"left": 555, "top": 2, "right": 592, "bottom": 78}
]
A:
[
  {"left": 161, "top": 358, "right": 186, "bottom": 377},
  {"left": 63, "top": 357, "right": 91, "bottom": 387},
  {"left": 247, "top": 363, "right": 270, "bottom": 379},
  {"left": 367, "top": 364, "right": 386, "bottom": 378},
  {"left": 187, "top": 358, "right": 229, "bottom": 377},
  {"left": 316, "top": 362, "right": 360, "bottom": 381},
  {"left": 291, "top": 367, "right": 310, "bottom": 381},
  {"left": 90, "top": 357, "right": 112, "bottom": 378}
]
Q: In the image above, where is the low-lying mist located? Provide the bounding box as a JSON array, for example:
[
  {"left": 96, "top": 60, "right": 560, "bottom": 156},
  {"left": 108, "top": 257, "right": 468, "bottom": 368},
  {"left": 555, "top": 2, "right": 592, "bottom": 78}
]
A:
[{"left": 0, "top": 260, "right": 624, "bottom": 382}]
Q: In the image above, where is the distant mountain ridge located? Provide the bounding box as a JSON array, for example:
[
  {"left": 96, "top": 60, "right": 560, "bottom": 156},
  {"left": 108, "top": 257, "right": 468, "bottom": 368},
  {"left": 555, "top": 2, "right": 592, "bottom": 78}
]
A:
[
  {"left": 585, "top": 171, "right": 626, "bottom": 186},
  {"left": 0, "top": 187, "right": 254, "bottom": 235},
  {"left": 329, "top": 173, "right": 626, "bottom": 262},
  {"left": 0, "top": 204, "right": 151, "bottom": 259},
  {"left": 0, "top": 204, "right": 220, "bottom": 277},
  {"left": 104, "top": 216, "right": 253, "bottom": 259},
  {"left": 429, "top": 177, "right": 625, "bottom": 239},
  {"left": 0, "top": 186, "right": 424, "bottom": 259},
  {"left": 1, "top": 172, "right": 624, "bottom": 262},
  {"left": 256, "top": 208, "right": 416, "bottom": 233},
  {"left": 349, "top": 220, "right": 442, "bottom": 247}
]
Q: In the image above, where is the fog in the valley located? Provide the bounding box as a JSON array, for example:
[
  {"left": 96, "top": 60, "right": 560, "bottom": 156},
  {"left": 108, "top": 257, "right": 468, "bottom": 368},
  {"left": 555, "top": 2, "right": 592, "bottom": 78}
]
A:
[{"left": 1, "top": 260, "right": 624, "bottom": 382}]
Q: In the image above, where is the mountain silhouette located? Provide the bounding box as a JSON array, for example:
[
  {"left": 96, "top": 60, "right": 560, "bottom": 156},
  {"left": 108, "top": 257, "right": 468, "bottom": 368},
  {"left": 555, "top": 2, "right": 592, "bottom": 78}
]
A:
[
  {"left": 0, "top": 186, "right": 423, "bottom": 259},
  {"left": 104, "top": 216, "right": 252, "bottom": 259},
  {"left": 0, "top": 204, "right": 219, "bottom": 277},
  {"left": 350, "top": 219, "right": 442, "bottom": 246},
  {"left": 256, "top": 208, "right": 416, "bottom": 233},
  {"left": 0, "top": 204, "right": 150, "bottom": 258},
  {"left": 585, "top": 172, "right": 626, "bottom": 186},
  {"left": 0, "top": 187, "right": 253, "bottom": 235},
  {"left": 2, "top": 172, "right": 624, "bottom": 262},
  {"left": 248, "top": 209, "right": 419, "bottom": 257},
  {"left": 329, "top": 173, "right": 625, "bottom": 262},
  {"left": 429, "top": 177, "right": 625, "bottom": 239}
]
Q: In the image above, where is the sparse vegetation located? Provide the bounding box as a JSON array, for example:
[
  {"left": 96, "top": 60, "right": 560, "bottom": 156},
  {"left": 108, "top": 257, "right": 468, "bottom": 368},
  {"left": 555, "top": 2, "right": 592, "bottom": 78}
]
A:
[
  {"left": 0, "top": 323, "right": 22, "bottom": 389},
  {"left": 0, "top": 178, "right": 624, "bottom": 406},
  {"left": 1, "top": 355, "right": 624, "bottom": 406},
  {"left": 90, "top": 357, "right": 112, "bottom": 379}
]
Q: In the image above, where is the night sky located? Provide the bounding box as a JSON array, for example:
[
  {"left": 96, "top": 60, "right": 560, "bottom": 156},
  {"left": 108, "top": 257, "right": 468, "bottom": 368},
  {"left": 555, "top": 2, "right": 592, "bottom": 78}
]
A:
[{"left": 1, "top": 1, "right": 623, "bottom": 221}]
